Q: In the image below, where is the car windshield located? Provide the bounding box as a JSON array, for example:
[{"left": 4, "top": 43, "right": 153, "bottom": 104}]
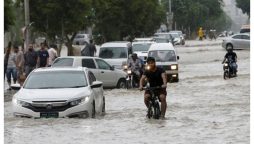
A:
[
  {"left": 99, "top": 47, "right": 127, "bottom": 58},
  {"left": 132, "top": 43, "right": 151, "bottom": 52},
  {"left": 170, "top": 33, "right": 180, "bottom": 38},
  {"left": 24, "top": 71, "right": 88, "bottom": 89},
  {"left": 154, "top": 38, "right": 169, "bottom": 43},
  {"left": 148, "top": 50, "right": 176, "bottom": 62}
]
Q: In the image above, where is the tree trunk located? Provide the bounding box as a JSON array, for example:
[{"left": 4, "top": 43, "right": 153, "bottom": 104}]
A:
[{"left": 66, "top": 41, "right": 73, "bottom": 56}]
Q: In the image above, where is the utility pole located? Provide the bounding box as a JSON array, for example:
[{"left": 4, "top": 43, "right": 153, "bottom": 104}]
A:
[
  {"left": 168, "top": 0, "right": 173, "bottom": 31},
  {"left": 24, "top": 0, "right": 30, "bottom": 52}
]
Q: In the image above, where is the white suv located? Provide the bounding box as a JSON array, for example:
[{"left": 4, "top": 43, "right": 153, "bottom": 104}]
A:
[{"left": 52, "top": 56, "right": 127, "bottom": 88}]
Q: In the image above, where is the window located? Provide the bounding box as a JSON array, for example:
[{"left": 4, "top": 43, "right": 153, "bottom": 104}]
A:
[
  {"left": 96, "top": 59, "right": 110, "bottom": 70},
  {"left": 241, "top": 35, "right": 250, "bottom": 40},
  {"left": 99, "top": 47, "right": 127, "bottom": 58},
  {"left": 52, "top": 58, "right": 73, "bottom": 66},
  {"left": 82, "top": 59, "right": 96, "bottom": 69},
  {"left": 148, "top": 50, "right": 176, "bottom": 62},
  {"left": 232, "top": 35, "right": 242, "bottom": 39}
]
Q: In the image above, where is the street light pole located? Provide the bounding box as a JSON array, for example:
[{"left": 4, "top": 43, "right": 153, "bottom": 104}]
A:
[
  {"left": 168, "top": 0, "right": 173, "bottom": 31},
  {"left": 24, "top": 0, "right": 30, "bottom": 52}
]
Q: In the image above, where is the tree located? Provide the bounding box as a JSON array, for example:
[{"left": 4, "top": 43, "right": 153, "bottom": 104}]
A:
[
  {"left": 93, "top": 0, "right": 165, "bottom": 41},
  {"left": 4, "top": 0, "right": 15, "bottom": 32},
  {"left": 26, "top": 0, "right": 92, "bottom": 55},
  {"left": 161, "top": 0, "right": 230, "bottom": 38},
  {"left": 235, "top": 0, "right": 250, "bottom": 17}
]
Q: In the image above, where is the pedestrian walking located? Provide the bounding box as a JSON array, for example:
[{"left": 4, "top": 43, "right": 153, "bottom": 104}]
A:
[
  {"left": 24, "top": 44, "right": 38, "bottom": 77},
  {"left": 89, "top": 39, "right": 97, "bottom": 56},
  {"left": 6, "top": 45, "right": 19, "bottom": 90},
  {"left": 15, "top": 46, "right": 25, "bottom": 86},
  {"left": 48, "top": 44, "right": 58, "bottom": 66},
  {"left": 4, "top": 42, "right": 12, "bottom": 80},
  {"left": 198, "top": 27, "right": 204, "bottom": 40},
  {"left": 38, "top": 42, "right": 49, "bottom": 67}
]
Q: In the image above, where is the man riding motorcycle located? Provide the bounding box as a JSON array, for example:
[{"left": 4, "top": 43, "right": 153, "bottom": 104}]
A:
[
  {"left": 128, "top": 53, "right": 143, "bottom": 87},
  {"left": 139, "top": 57, "right": 167, "bottom": 119},
  {"left": 222, "top": 46, "right": 238, "bottom": 76}
]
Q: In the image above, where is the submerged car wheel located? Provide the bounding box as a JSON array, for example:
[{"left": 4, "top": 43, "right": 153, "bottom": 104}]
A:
[
  {"left": 117, "top": 79, "right": 126, "bottom": 89},
  {"left": 102, "top": 97, "right": 106, "bottom": 114}
]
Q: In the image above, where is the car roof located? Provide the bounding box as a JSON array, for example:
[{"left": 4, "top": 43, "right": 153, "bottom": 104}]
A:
[
  {"left": 133, "top": 37, "right": 154, "bottom": 41},
  {"left": 56, "top": 56, "right": 98, "bottom": 59},
  {"left": 33, "top": 67, "right": 87, "bottom": 73},
  {"left": 149, "top": 43, "right": 175, "bottom": 51},
  {"left": 101, "top": 41, "right": 131, "bottom": 47}
]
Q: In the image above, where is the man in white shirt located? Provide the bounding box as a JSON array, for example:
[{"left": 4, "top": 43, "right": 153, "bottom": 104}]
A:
[{"left": 48, "top": 44, "right": 58, "bottom": 66}]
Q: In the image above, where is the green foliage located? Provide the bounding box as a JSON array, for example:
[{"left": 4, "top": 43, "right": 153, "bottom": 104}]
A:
[
  {"left": 93, "top": 0, "right": 165, "bottom": 41},
  {"left": 236, "top": 0, "right": 250, "bottom": 17},
  {"left": 27, "top": 0, "right": 92, "bottom": 55},
  {"left": 4, "top": 0, "right": 15, "bottom": 32},
  {"left": 161, "top": 0, "right": 228, "bottom": 35}
]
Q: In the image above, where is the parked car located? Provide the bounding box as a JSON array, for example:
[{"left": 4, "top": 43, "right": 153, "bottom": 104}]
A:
[
  {"left": 170, "top": 30, "right": 185, "bottom": 45},
  {"left": 12, "top": 67, "right": 105, "bottom": 118},
  {"left": 52, "top": 56, "right": 127, "bottom": 88},
  {"left": 148, "top": 43, "right": 179, "bottom": 82},
  {"left": 153, "top": 37, "right": 170, "bottom": 43},
  {"left": 132, "top": 41, "right": 155, "bottom": 61},
  {"left": 168, "top": 32, "right": 182, "bottom": 45},
  {"left": 99, "top": 41, "right": 132, "bottom": 70},
  {"left": 222, "top": 33, "right": 250, "bottom": 50},
  {"left": 240, "top": 25, "right": 250, "bottom": 33},
  {"left": 153, "top": 32, "right": 174, "bottom": 45},
  {"left": 73, "top": 34, "right": 91, "bottom": 45}
]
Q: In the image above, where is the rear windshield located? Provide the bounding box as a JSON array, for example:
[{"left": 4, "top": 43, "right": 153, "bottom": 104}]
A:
[
  {"left": 99, "top": 47, "right": 127, "bottom": 59},
  {"left": 132, "top": 43, "right": 152, "bottom": 52},
  {"left": 148, "top": 50, "right": 176, "bottom": 62},
  {"left": 52, "top": 58, "right": 73, "bottom": 66}
]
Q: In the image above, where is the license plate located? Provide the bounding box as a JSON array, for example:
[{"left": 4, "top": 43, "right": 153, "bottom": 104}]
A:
[{"left": 40, "top": 112, "right": 59, "bottom": 118}]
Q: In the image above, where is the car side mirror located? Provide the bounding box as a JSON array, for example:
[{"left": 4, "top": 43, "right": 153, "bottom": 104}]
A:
[
  {"left": 110, "top": 66, "right": 115, "bottom": 71},
  {"left": 177, "top": 56, "right": 180, "bottom": 60},
  {"left": 91, "top": 81, "right": 103, "bottom": 89}
]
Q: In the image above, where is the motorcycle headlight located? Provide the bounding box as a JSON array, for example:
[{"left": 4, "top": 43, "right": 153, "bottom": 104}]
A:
[
  {"left": 224, "top": 63, "right": 228, "bottom": 67},
  {"left": 13, "top": 98, "right": 30, "bottom": 107},
  {"left": 122, "top": 65, "right": 128, "bottom": 70},
  {"left": 70, "top": 96, "right": 89, "bottom": 106},
  {"left": 127, "top": 70, "right": 132, "bottom": 74},
  {"left": 171, "top": 65, "right": 177, "bottom": 70}
]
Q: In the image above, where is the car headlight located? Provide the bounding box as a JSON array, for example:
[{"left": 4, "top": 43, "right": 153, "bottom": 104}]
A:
[
  {"left": 145, "top": 65, "right": 151, "bottom": 70},
  {"left": 13, "top": 98, "right": 30, "bottom": 107},
  {"left": 171, "top": 65, "right": 177, "bottom": 70},
  {"left": 127, "top": 70, "right": 132, "bottom": 74},
  {"left": 70, "top": 96, "right": 89, "bottom": 106}
]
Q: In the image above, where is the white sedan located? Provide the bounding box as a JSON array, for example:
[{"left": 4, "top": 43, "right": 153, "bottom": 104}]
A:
[
  {"left": 222, "top": 33, "right": 250, "bottom": 50},
  {"left": 12, "top": 67, "right": 105, "bottom": 118}
]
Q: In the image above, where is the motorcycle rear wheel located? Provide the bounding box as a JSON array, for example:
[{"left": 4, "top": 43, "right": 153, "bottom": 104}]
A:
[
  {"left": 224, "top": 71, "right": 229, "bottom": 80},
  {"left": 153, "top": 102, "right": 161, "bottom": 119}
]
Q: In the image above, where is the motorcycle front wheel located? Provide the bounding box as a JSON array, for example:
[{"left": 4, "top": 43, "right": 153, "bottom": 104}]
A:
[{"left": 224, "top": 71, "right": 229, "bottom": 80}]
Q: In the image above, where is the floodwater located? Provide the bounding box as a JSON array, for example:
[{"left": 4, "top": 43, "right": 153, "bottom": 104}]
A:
[{"left": 4, "top": 43, "right": 250, "bottom": 144}]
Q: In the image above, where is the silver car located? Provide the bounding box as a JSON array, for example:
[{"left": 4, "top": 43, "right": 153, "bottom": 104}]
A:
[
  {"left": 222, "top": 33, "right": 250, "bottom": 50},
  {"left": 52, "top": 56, "right": 127, "bottom": 88}
]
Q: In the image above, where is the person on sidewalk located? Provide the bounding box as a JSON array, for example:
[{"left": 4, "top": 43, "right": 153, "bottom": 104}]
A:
[
  {"left": 15, "top": 46, "right": 25, "bottom": 86},
  {"left": 4, "top": 42, "right": 12, "bottom": 80},
  {"left": 24, "top": 44, "right": 38, "bottom": 77},
  {"left": 48, "top": 44, "right": 58, "bottom": 66},
  {"left": 37, "top": 42, "right": 49, "bottom": 67},
  {"left": 6, "top": 46, "right": 19, "bottom": 90}
]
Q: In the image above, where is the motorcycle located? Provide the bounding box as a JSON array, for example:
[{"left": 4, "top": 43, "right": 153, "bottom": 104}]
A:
[
  {"left": 126, "top": 69, "right": 140, "bottom": 89},
  {"left": 223, "top": 60, "right": 237, "bottom": 79},
  {"left": 142, "top": 83, "right": 161, "bottom": 119}
]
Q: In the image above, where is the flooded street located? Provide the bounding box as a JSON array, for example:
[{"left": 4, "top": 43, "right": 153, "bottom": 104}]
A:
[{"left": 4, "top": 43, "right": 250, "bottom": 144}]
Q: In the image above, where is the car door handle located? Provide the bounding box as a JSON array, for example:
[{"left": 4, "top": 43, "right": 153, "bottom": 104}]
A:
[{"left": 101, "top": 71, "right": 104, "bottom": 73}]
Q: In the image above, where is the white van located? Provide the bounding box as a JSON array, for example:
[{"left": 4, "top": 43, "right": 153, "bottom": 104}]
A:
[
  {"left": 99, "top": 41, "right": 132, "bottom": 69},
  {"left": 147, "top": 43, "right": 179, "bottom": 82}
]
